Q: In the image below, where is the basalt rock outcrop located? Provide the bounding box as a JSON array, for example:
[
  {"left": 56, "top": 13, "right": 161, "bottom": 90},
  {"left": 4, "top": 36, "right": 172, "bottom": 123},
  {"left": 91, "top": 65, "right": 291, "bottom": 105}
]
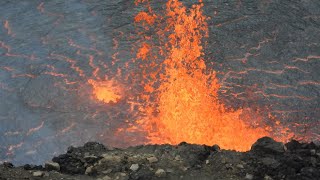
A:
[{"left": 0, "top": 137, "right": 319, "bottom": 180}]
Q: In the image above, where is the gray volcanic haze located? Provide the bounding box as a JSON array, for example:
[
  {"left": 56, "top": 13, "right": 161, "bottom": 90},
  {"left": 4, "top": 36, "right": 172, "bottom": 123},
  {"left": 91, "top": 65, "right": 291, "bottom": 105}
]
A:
[{"left": 0, "top": 0, "right": 319, "bottom": 165}]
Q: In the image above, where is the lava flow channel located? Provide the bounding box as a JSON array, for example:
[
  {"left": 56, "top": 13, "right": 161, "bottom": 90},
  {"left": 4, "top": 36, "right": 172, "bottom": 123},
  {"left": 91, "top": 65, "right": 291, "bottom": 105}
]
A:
[{"left": 123, "top": 0, "right": 293, "bottom": 151}]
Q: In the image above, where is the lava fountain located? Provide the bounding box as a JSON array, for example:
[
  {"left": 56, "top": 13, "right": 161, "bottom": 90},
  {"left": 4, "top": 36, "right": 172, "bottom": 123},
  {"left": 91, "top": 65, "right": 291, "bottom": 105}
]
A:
[{"left": 125, "top": 0, "right": 293, "bottom": 151}]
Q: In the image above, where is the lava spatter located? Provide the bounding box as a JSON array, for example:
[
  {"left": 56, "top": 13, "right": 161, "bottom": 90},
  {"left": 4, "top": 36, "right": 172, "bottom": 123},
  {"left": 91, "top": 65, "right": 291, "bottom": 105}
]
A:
[
  {"left": 129, "top": 0, "right": 293, "bottom": 151},
  {"left": 88, "top": 79, "right": 122, "bottom": 104}
]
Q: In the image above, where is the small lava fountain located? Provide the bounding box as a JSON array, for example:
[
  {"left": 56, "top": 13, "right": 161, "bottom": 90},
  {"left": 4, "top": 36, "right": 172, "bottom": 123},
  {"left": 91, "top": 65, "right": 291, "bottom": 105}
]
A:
[{"left": 88, "top": 79, "right": 122, "bottom": 104}]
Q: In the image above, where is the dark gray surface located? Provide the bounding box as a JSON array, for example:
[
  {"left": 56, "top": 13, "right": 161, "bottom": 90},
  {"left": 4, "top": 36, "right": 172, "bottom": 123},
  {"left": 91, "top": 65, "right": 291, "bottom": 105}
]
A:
[{"left": 0, "top": 0, "right": 319, "bottom": 165}]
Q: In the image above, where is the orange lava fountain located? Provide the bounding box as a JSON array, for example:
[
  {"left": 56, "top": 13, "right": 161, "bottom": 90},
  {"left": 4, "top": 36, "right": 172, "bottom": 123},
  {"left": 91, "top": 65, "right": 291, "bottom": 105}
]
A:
[{"left": 128, "top": 0, "right": 292, "bottom": 151}]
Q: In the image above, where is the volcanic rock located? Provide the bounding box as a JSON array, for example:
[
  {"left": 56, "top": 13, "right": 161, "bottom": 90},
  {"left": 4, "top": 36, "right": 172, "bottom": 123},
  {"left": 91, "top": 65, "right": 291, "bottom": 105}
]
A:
[
  {"left": 300, "top": 167, "right": 320, "bottom": 179},
  {"left": 155, "top": 169, "right": 166, "bottom": 177},
  {"left": 3, "top": 162, "right": 13, "bottom": 168},
  {"left": 45, "top": 161, "right": 60, "bottom": 171},
  {"left": 52, "top": 142, "right": 105, "bottom": 174},
  {"left": 264, "top": 175, "right": 273, "bottom": 180},
  {"left": 147, "top": 156, "right": 158, "bottom": 163},
  {"left": 69, "top": 142, "right": 107, "bottom": 154},
  {"left": 23, "top": 164, "right": 43, "bottom": 171},
  {"left": 101, "top": 175, "right": 112, "bottom": 180},
  {"left": 52, "top": 154, "right": 86, "bottom": 174},
  {"left": 260, "top": 157, "right": 280, "bottom": 168},
  {"left": 174, "top": 155, "right": 182, "bottom": 161},
  {"left": 212, "top": 145, "right": 221, "bottom": 152},
  {"left": 176, "top": 142, "right": 211, "bottom": 167},
  {"left": 251, "top": 137, "right": 286, "bottom": 155},
  {"left": 247, "top": 137, "right": 320, "bottom": 180},
  {"left": 84, "top": 155, "right": 98, "bottom": 163},
  {"left": 129, "top": 166, "right": 153, "bottom": 180},
  {"left": 112, "top": 172, "right": 128, "bottom": 180},
  {"left": 101, "top": 154, "right": 122, "bottom": 163},
  {"left": 129, "top": 164, "right": 139, "bottom": 171},
  {"left": 85, "top": 166, "right": 95, "bottom": 175},
  {"left": 102, "top": 169, "right": 112, "bottom": 174},
  {"left": 245, "top": 173, "right": 253, "bottom": 180},
  {"left": 236, "top": 164, "right": 244, "bottom": 169},
  {"left": 32, "top": 171, "right": 44, "bottom": 177},
  {"left": 1, "top": 137, "right": 320, "bottom": 179}
]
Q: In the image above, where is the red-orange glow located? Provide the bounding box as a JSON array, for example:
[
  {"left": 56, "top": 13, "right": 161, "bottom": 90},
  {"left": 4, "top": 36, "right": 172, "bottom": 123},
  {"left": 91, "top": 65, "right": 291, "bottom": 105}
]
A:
[
  {"left": 88, "top": 79, "right": 122, "bottom": 104},
  {"left": 129, "top": 0, "right": 293, "bottom": 151},
  {"left": 134, "top": 12, "right": 157, "bottom": 25},
  {"left": 137, "top": 43, "right": 151, "bottom": 60}
]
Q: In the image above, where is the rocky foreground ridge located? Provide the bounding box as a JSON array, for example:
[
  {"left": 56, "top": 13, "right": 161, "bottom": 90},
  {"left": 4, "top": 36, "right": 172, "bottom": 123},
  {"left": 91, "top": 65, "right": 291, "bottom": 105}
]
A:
[{"left": 1, "top": 137, "right": 319, "bottom": 180}]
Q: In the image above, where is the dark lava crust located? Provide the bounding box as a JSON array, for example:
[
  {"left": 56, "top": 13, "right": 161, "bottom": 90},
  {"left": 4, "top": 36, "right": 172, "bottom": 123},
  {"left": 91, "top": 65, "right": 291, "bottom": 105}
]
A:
[{"left": 1, "top": 137, "right": 319, "bottom": 180}]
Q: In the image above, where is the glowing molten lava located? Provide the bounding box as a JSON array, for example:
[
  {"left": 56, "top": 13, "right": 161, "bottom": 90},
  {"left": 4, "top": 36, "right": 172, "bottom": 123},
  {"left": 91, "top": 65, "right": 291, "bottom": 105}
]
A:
[
  {"left": 128, "top": 0, "right": 292, "bottom": 151},
  {"left": 88, "top": 79, "right": 122, "bottom": 103}
]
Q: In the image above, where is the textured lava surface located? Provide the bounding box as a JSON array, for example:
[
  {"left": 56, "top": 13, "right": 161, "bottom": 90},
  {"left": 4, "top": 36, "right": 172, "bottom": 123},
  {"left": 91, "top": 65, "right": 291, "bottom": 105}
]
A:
[{"left": 0, "top": 0, "right": 319, "bottom": 165}]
